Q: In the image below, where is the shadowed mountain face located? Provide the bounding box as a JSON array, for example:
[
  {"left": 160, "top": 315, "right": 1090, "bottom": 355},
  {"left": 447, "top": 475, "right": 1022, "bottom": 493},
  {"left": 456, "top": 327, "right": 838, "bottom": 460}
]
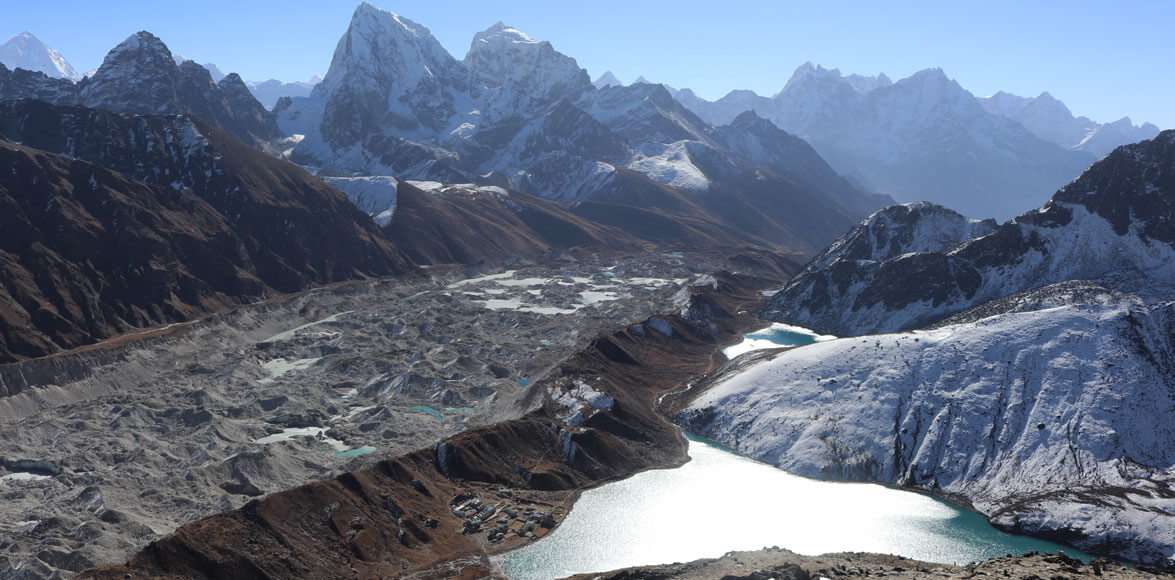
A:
[
  {"left": 0, "top": 32, "right": 278, "bottom": 145},
  {"left": 384, "top": 181, "right": 647, "bottom": 265},
  {"left": 0, "top": 101, "right": 415, "bottom": 362},
  {"left": 0, "top": 140, "right": 254, "bottom": 360}
]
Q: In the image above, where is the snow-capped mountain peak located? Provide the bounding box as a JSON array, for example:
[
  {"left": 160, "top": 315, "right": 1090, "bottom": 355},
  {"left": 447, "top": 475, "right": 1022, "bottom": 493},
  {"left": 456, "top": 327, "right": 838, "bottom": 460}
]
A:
[
  {"left": 475, "top": 21, "right": 539, "bottom": 45},
  {"left": 780, "top": 62, "right": 847, "bottom": 94},
  {"left": 318, "top": 3, "right": 459, "bottom": 99},
  {"left": 464, "top": 20, "right": 590, "bottom": 114},
  {"left": 312, "top": 3, "right": 466, "bottom": 145},
  {"left": 0, "top": 32, "right": 81, "bottom": 81}
]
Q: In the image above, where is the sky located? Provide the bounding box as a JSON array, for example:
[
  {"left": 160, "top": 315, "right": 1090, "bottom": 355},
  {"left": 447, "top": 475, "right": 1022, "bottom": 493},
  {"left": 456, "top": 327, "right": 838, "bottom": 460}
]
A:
[{"left": 4, "top": 0, "right": 1172, "bottom": 128}]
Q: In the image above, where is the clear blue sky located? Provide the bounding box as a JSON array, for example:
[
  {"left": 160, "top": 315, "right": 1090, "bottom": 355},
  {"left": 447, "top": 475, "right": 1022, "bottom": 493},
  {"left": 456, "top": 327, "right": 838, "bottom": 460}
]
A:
[{"left": 5, "top": 0, "right": 1172, "bottom": 128}]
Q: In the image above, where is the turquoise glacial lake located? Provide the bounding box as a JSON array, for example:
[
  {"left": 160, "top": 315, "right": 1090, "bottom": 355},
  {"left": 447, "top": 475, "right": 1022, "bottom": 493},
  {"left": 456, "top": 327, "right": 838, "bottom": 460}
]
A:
[{"left": 500, "top": 323, "right": 1086, "bottom": 578}]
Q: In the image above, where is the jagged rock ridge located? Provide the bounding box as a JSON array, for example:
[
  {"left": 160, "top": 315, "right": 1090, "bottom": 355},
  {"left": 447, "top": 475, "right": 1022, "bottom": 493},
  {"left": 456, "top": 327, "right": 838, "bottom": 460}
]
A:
[{"left": 0, "top": 32, "right": 278, "bottom": 144}]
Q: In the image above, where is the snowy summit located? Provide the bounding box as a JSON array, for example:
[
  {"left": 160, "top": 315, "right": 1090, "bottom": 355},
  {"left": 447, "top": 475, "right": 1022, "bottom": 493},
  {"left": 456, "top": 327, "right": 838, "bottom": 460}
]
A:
[{"left": 0, "top": 32, "right": 80, "bottom": 81}]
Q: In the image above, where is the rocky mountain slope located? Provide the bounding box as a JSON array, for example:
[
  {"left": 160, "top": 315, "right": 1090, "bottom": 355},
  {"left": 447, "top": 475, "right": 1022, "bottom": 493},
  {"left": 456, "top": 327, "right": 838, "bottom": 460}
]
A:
[
  {"left": 673, "top": 63, "right": 1103, "bottom": 219},
  {"left": 982, "top": 90, "right": 1161, "bottom": 158},
  {"left": 0, "top": 62, "right": 75, "bottom": 103},
  {"left": 767, "top": 130, "right": 1175, "bottom": 336},
  {"left": 0, "top": 140, "right": 253, "bottom": 362},
  {"left": 275, "top": 3, "right": 886, "bottom": 254},
  {"left": 382, "top": 181, "right": 646, "bottom": 265},
  {"left": 0, "top": 32, "right": 278, "bottom": 144},
  {"left": 0, "top": 32, "right": 80, "bottom": 81},
  {"left": 683, "top": 131, "right": 1175, "bottom": 567},
  {"left": 0, "top": 100, "right": 414, "bottom": 362}
]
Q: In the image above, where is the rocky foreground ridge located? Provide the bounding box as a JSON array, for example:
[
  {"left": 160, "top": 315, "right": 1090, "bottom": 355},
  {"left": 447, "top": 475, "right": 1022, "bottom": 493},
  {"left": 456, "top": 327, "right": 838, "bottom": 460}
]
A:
[{"left": 567, "top": 548, "right": 1164, "bottom": 579}]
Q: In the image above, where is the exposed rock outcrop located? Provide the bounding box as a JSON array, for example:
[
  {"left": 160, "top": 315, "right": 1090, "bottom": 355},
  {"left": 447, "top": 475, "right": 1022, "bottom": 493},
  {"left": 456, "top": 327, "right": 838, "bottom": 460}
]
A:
[{"left": 0, "top": 32, "right": 278, "bottom": 144}]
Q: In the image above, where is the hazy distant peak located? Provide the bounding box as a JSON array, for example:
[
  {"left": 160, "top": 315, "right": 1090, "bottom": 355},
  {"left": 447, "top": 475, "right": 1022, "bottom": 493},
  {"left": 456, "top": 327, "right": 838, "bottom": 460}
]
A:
[
  {"left": 173, "top": 53, "right": 226, "bottom": 82},
  {"left": 593, "top": 70, "right": 622, "bottom": 88},
  {"left": 781, "top": 62, "right": 850, "bottom": 94},
  {"left": 905, "top": 67, "right": 951, "bottom": 84},
  {"left": 844, "top": 71, "right": 892, "bottom": 93}
]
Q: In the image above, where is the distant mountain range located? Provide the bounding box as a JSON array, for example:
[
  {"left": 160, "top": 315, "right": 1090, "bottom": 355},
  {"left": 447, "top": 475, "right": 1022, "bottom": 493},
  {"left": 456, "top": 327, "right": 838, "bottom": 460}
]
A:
[
  {"left": 980, "top": 90, "right": 1160, "bottom": 157},
  {"left": 2, "top": 27, "right": 1163, "bottom": 222},
  {"left": 274, "top": 3, "right": 888, "bottom": 254},
  {"left": 247, "top": 77, "right": 319, "bottom": 109},
  {"left": 2, "top": 32, "right": 320, "bottom": 111},
  {"left": 664, "top": 64, "right": 1160, "bottom": 219}
]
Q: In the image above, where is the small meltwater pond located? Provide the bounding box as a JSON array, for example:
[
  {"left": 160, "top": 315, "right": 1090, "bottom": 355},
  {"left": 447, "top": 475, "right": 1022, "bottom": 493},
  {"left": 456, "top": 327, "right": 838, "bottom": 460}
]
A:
[
  {"left": 721, "top": 323, "right": 836, "bottom": 359},
  {"left": 497, "top": 439, "right": 1087, "bottom": 579},
  {"left": 499, "top": 324, "right": 1086, "bottom": 579}
]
